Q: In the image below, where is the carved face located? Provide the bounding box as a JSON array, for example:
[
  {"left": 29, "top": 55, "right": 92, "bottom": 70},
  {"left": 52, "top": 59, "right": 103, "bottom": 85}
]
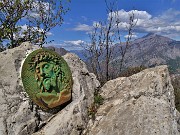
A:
[
  {"left": 35, "top": 62, "right": 57, "bottom": 91},
  {"left": 22, "top": 49, "right": 73, "bottom": 109}
]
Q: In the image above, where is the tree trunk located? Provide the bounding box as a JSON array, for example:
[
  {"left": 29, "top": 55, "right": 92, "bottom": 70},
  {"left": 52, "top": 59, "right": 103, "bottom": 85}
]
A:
[
  {"left": 10, "top": 26, "right": 15, "bottom": 48},
  {"left": 106, "top": 34, "right": 109, "bottom": 81}
]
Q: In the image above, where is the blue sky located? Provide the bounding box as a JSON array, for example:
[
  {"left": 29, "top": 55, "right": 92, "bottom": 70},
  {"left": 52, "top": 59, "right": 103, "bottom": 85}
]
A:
[{"left": 44, "top": 0, "right": 180, "bottom": 50}]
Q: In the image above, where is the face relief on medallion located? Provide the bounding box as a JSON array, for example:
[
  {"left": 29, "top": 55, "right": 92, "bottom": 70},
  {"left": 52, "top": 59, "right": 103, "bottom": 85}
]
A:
[{"left": 21, "top": 49, "right": 73, "bottom": 109}]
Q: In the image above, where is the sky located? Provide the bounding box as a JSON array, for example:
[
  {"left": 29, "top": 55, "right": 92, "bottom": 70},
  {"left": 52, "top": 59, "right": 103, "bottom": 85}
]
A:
[{"left": 41, "top": 0, "right": 180, "bottom": 50}]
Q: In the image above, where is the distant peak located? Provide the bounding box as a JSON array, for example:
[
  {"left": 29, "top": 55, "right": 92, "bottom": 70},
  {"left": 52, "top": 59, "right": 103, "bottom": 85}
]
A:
[{"left": 143, "top": 33, "right": 156, "bottom": 38}]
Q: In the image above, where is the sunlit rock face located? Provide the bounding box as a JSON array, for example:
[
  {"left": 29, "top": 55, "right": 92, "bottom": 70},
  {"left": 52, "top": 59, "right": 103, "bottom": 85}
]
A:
[
  {"left": 0, "top": 42, "right": 40, "bottom": 135},
  {"left": 0, "top": 42, "right": 100, "bottom": 135},
  {"left": 1, "top": 42, "right": 179, "bottom": 135},
  {"left": 85, "top": 65, "right": 180, "bottom": 135}
]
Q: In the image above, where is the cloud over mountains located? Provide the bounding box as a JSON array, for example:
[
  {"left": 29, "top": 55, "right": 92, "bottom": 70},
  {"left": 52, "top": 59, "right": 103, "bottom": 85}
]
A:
[
  {"left": 72, "top": 8, "right": 180, "bottom": 40},
  {"left": 47, "top": 40, "right": 85, "bottom": 51}
]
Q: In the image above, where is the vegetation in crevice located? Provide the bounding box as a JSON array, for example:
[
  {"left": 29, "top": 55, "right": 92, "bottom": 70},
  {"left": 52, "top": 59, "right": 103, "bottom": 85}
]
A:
[{"left": 88, "top": 89, "right": 104, "bottom": 120}]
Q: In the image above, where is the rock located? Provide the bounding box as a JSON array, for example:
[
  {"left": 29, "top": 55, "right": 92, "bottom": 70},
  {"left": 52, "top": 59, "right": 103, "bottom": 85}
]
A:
[
  {"left": 33, "top": 53, "right": 100, "bottom": 135},
  {"left": 1, "top": 42, "right": 179, "bottom": 135},
  {"left": 0, "top": 42, "right": 100, "bottom": 135},
  {"left": 85, "top": 65, "right": 180, "bottom": 135},
  {"left": 45, "top": 46, "right": 69, "bottom": 56},
  {"left": 0, "top": 42, "right": 40, "bottom": 135}
]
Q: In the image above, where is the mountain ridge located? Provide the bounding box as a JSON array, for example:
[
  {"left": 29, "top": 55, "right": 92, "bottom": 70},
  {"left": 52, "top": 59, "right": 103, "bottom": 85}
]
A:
[
  {"left": 103, "top": 33, "right": 180, "bottom": 73},
  {"left": 46, "top": 33, "right": 180, "bottom": 73}
]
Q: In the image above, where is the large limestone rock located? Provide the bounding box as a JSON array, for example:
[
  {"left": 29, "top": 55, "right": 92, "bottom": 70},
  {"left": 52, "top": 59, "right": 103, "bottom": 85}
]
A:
[
  {"left": 0, "top": 42, "right": 100, "bottom": 135},
  {"left": 1, "top": 42, "right": 179, "bottom": 135},
  {"left": 85, "top": 65, "right": 180, "bottom": 135},
  {"left": 0, "top": 42, "right": 40, "bottom": 135}
]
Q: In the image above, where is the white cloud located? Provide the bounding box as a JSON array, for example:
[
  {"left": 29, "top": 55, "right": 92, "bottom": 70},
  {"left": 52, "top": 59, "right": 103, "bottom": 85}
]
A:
[
  {"left": 29, "top": 12, "right": 40, "bottom": 18},
  {"left": 68, "top": 9, "right": 179, "bottom": 40},
  {"left": 13, "top": 24, "right": 53, "bottom": 39},
  {"left": 107, "top": 8, "right": 180, "bottom": 39},
  {"left": 93, "top": 21, "right": 102, "bottom": 28},
  {"left": 47, "top": 40, "right": 86, "bottom": 51},
  {"left": 72, "top": 24, "right": 93, "bottom": 31},
  {"left": 124, "top": 34, "right": 138, "bottom": 39},
  {"left": 20, "top": 24, "right": 42, "bottom": 32},
  {"left": 110, "top": 9, "right": 152, "bottom": 22},
  {"left": 81, "top": 16, "right": 88, "bottom": 21},
  {"left": 21, "top": 24, "right": 28, "bottom": 31},
  {"left": 46, "top": 32, "right": 53, "bottom": 36},
  {"left": 28, "top": 0, "right": 50, "bottom": 18},
  {"left": 64, "top": 40, "right": 84, "bottom": 46}
]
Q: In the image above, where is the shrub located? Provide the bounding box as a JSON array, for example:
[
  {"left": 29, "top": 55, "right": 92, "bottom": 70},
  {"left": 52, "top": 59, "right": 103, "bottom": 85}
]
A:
[{"left": 88, "top": 90, "right": 104, "bottom": 120}]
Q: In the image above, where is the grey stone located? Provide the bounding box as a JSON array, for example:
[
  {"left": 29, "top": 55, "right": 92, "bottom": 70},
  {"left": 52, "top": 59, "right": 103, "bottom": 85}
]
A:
[
  {"left": 0, "top": 42, "right": 40, "bottom": 135},
  {"left": 0, "top": 43, "right": 100, "bottom": 135},
  {"left": 85, "top": 65, "right": 180, "bottom": 135},
  {"left": 1, "top": 42, "right": 179, "bottom": 135}
]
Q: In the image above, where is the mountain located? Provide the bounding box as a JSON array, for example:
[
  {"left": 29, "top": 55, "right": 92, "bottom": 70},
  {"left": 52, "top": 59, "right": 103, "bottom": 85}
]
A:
[
  {"left": 45, "top": 46, "right": 89, "bottom": 61},
  {"left": 47, "top": 33, "right": 180, "bottom": 74},
  {"left": 45, "top": 46, "right": 69, "bottom": 56},
  {"left": 70, "top": 49, "right": 88, "bottom": 61},
  {"left": 112, "top": 33, "right": 180, "bottom": 73}
]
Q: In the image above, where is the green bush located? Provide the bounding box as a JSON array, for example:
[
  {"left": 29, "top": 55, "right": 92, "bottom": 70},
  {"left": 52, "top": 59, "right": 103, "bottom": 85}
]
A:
[
  {"left": 94, "top": 94, "right": 104, "bottom": 105},
  {"left": 88, "top": 90, "right": 104, "bottom": 120}
]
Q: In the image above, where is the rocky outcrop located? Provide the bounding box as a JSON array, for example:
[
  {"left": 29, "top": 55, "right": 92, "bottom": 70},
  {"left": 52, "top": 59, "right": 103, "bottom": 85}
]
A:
[
  {"left": 0, "top": 42, "right": 100, "bottom": 135},
  {"left": 1, "top": 42, "right": 179, "bottom": 135},
  {"left": 45, "top": 46, "right": 69, "bottom": 56},
  {"left": 33, "top": 53, "right": 100, "bottom": 135},
  {"left": 85, "top": 65, "right": 180, "bottom": 135},
  {"left": 0, "top": 42, "right": 40, "bottom": 135}
]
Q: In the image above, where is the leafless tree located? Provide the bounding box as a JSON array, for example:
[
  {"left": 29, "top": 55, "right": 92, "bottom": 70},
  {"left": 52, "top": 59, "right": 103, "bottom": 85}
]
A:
[
  {"left": 84, "top": 22, "right": 105, "bottom": 82},
  {"left": 118, "top": 11, "right": 137, "bottom": 73},
  {"left": 85, "top": 0, "right": 137, "bottom": 83}
]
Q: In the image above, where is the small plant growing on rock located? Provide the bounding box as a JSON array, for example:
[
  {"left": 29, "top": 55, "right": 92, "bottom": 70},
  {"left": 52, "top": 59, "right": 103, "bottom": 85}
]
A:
[
  {"left": 88, "top": 90, "right": 104, "bottom": 120},
  {"left": 94, "top": 94, "right": 104, "bottom": 105},
  {"left": 88, "top": 103, "right": 97, "bottom": 120}
]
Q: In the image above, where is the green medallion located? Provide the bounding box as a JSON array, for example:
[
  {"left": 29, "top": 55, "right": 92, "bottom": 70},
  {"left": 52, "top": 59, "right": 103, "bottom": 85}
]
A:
[{"left": 21, "top": 48, "right": 73, "bottom": 109}]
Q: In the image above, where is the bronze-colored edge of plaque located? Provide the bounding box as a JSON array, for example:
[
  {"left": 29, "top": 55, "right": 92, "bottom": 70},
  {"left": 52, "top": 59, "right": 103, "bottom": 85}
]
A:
[{"left": 21, "top": 48, "right": 73, "bottom": 109}]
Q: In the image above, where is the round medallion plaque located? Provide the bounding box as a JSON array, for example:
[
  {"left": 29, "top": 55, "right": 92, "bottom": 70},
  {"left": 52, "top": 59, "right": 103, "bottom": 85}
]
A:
[{"left": 21, "top": 48, "right": 73, "bottom": 109}]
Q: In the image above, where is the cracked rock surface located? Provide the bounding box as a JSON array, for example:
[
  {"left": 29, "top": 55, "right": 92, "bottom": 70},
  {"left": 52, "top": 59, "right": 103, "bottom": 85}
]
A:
[
  {"left": 1, "top": 42, "right": 180, "bottom": 135},
  {"left": 85, "top": 65, "right": 180, "bottom": 135},
  {"left": 0, "top": 42, "right": 41, "bottom": 135},
  {"left": 0, "top": 43, "right": 100, "bottom": 135}
]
